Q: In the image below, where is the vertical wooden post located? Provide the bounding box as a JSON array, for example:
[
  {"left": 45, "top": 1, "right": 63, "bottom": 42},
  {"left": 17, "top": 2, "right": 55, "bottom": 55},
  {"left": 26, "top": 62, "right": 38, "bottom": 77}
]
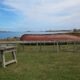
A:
[
  {"left": 1, "top": 52, "right": 6, "bottom": 68},
  {"left": 44, "top": 41, "right": 45, "bottom": 52},
  {"left": 57, "top": 42, "right": 59, "bottom": 53},
  {"left": 73, "top": 41, "right": 76, "bottom": 52},
  {"left": 12, "top": 51, "right": 17, "bottom": 63},
  {"left": 59, "top": 42, "right": 60, "bottom": 51},
  {"left": 36, "top": 42, "right": 38, "bottom": 52},
  {"left": 0, "top": 52, "right": 1, "bottom": 62},
  {"left": 22, "top": 44, "right": 24, "bottom": 51},
  {"left": 52, "top": 41, "right": 54, "bottom": 48},
  {"left": 53, "top": 42, "right": 55, "bottom": 51},
  {"left": 39, "top": 42, "right": 42, "bottom": 52},
  {"left": 67, "top": 41, "right": 68, "bottom": 51},
  {"left": 16, "top": 43, "right": 18, "bottom": 53}
]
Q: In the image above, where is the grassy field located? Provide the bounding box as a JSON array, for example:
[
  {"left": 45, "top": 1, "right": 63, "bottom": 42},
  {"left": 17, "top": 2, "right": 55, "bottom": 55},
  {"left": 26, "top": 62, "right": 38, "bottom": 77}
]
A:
[{"left": 0, "top": 44, "right": 80, "bottom": 80}]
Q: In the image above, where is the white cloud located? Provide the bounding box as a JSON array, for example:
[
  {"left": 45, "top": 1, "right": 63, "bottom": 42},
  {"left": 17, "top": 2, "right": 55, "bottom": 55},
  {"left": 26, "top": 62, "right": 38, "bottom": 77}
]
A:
[{"left": 3, "top": 0, "right": 80, "bottom": 30}]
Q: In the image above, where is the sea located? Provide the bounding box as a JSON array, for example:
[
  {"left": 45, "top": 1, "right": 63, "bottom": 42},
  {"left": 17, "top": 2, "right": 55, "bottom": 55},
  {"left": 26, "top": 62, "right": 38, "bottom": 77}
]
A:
[{"left": 0, "top": 31, "right": 70, "bottom": 39}]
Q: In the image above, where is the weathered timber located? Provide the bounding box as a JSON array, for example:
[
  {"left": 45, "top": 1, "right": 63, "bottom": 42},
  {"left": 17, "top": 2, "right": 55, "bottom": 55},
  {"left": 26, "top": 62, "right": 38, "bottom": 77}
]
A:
[{"left": 0, "top": 46, "right": 17, "bottom": 68}]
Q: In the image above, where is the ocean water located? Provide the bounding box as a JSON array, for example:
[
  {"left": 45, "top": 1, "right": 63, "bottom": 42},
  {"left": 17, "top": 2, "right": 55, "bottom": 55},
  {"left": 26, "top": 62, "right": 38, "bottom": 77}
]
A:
[
  {"left": 0, "top": 32, "right": 22, "bottom": 39},
  {"left": 0, "top": 31, "right": 69, "bottom": 39}
]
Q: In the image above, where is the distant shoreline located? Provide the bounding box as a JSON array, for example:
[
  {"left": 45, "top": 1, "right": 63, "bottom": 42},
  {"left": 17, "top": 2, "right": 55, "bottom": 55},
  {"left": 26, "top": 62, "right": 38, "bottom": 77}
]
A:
[{"left": 0, "top": 30, "right": 80, "bottom": 39}]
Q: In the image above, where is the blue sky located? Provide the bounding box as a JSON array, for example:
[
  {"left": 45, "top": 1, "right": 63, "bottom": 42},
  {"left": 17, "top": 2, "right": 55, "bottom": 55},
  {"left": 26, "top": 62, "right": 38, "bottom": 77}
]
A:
[{"left": 0, "top": 0, "right": 80, "bottom": 31}]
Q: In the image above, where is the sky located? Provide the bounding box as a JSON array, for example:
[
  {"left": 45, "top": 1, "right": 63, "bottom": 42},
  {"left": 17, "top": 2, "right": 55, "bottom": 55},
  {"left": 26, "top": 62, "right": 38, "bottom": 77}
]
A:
[{"left": 0, "top": 0, "right": 80, "bottom": 31}]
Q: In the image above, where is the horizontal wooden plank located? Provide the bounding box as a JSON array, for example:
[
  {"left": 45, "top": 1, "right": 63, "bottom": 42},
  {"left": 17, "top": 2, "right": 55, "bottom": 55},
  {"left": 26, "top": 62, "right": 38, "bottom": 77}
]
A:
[
  {"left": 0, "top": 40, "right": 80, "bottom": 44},
  {"left": 0, "top": 46, "right": 16, "bottom": 51},
  {"left": 5, "top": 60, "right": 17, "bottom": 66},
  {"left": 4, "top": 50, "right": 16, "bottom": 53}
]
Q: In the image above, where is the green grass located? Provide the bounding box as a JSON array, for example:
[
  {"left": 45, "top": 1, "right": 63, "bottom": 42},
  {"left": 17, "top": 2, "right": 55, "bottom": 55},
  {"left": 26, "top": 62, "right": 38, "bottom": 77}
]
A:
[{"left": 0, "top": 44, "right": 80, "bottom": 80}]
